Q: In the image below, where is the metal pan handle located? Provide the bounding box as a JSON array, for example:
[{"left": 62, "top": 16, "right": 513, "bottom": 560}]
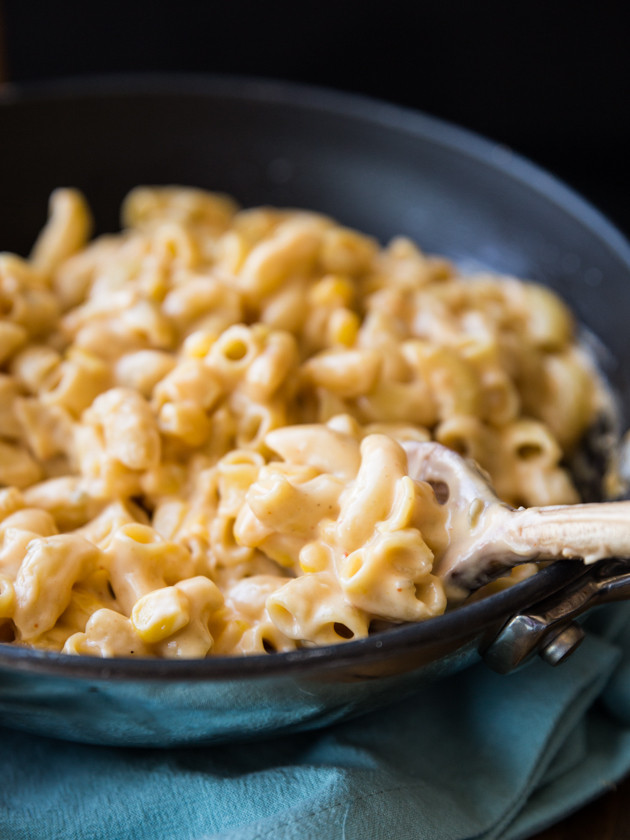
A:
[{"left": 481, "top": 559, "right": 630, "bottom": 673}]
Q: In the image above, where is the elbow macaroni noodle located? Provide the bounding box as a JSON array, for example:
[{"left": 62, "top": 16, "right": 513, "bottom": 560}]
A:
[{"left": 0, "top": 187, "right": 603, "bottom": 656}]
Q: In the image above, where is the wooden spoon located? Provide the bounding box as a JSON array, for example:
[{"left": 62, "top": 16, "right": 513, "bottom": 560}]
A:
[{"left": 404, "top": 441, "right": 630, "bottom": 596}]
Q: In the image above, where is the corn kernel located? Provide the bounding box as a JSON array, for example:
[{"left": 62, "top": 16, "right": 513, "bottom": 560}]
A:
[
  {"left": 182, "top": 330, "right": 219, "bottom": 358},
  {"left": 327, "top": 308, "right": 360, "bottom": 347},
  {"left": 308, "top": 275, "right": 354, "bottom": 307},
  {"left": 131, "top": 587, "right": 190, "bottom": 643},
  {"left": 143, "top": 271, "right": 169, "bottom": 303},
  {"left": 299, "top": 542, "right": 331, "bottom": 573},
  {"left": 0, "top": 574, "right": 15, "bottom": 617}
]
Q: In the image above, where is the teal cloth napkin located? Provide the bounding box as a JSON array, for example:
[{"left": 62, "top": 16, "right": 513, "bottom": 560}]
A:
[{"left": 3, "top": 607, "right": 630, "bottom": 840}]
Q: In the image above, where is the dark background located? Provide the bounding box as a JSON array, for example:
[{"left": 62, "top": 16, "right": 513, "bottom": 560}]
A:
[{"left": 1, "top": 0, "right": 628, "bottom": 236}]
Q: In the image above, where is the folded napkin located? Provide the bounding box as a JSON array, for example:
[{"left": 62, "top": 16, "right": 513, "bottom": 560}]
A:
[{"left": 3, "top": 606, "right": 630, "bottom": 840}]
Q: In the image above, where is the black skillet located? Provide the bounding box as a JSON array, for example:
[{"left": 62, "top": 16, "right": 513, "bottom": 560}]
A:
[{"left": 1, "top": 75, "right": 630, "bottom": 746}]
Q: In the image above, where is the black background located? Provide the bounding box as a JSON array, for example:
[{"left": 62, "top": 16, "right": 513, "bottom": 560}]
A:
[{"left": 2, "top": 0, "right": 629, "bottom": 236}]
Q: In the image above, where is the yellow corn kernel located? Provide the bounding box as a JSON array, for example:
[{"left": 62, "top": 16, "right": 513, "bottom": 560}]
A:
[
  {"left": 182, "top": 330, "right": 219, "bottom": 358},
  {"left": 142, "top": 271, "right": 169, "bottom": 304},
  {"left": 131, "top": 586, "right": 190, "bottom": 643},
  {"left": 299, "top": 541, "right": 332, "bottom": 574},
  {"left": 327, "top": 308, "right": 360, "bottom": 347},
  {"left": 0, "top": 574, "right": 15, "bottom": 617},
  {"left": 308, "top": 275, "right": 354, "bottom": 307}
]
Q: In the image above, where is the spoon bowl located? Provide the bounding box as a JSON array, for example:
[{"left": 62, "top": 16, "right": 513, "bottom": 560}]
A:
[{"left": 406, "top": 441, "right": 630, "bottom": 595}]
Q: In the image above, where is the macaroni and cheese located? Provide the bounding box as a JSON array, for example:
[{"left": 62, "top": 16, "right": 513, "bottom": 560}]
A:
[{"left": 0, "top": 187, "right": 602, "bottom": 656}]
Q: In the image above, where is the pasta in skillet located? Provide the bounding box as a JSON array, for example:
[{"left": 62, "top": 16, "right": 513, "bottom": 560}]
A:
[{"left": 0, "top": 187, "right": 603, "bottom": 656}]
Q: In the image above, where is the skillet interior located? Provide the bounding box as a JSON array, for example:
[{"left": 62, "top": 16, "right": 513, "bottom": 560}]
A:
[{"left": 1, "top": 76, "right": 630, "bottom": 744}]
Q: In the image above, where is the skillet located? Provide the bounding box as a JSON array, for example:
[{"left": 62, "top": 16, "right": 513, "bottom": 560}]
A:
[{"left": 1, "top": 75, "right": 630, "bottom": 747}]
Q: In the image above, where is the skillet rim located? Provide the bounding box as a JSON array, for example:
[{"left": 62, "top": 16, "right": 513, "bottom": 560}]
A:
[
  {"left": 2, "top": 72, "right": 629, "bottom": 267},
  {"left": 1, "top": 73, "right": 629, "bottom": 682}
]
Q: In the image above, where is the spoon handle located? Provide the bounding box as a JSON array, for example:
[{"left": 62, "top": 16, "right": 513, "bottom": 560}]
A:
[
  {"left": 505, "top": 501, "right": 630, "bottom": 564},
  {"left": 442, "top": 501, "right": 630, "bottom": 592}
]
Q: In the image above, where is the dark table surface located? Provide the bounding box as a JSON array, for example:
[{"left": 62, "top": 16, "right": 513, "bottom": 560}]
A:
[{"left": 531, "top": 774, "right": 630, "bottom": 839}]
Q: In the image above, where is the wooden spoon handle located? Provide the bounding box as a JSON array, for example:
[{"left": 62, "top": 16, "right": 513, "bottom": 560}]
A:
[
  {"left": 440, "top": 501, "right": 630, "bottom": 592},
  {"left": 505, "top": 501, "right": 630, "bottom": 564}
]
